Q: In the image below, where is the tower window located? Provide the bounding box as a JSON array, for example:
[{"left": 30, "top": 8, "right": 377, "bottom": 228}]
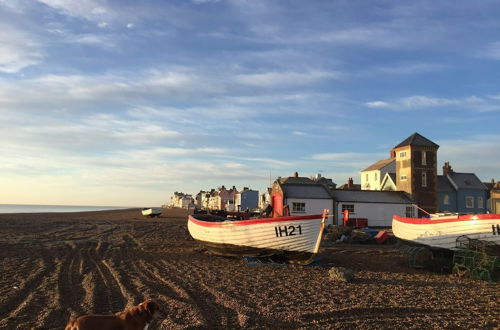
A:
[
  {"left": 422, "top": 172, "right": 427, "bottom": 187},
  {"left": 422, "top": 151, "right": 427, "bottom": 165}
]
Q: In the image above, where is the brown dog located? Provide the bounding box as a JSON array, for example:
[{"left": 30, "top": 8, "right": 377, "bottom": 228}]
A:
[{"left": 65, "top": 299, "right": 164, "bottom": 330}]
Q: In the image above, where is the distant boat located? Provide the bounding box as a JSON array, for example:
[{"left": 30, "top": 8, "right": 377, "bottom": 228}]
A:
[
  {"left": 187, "top": 210, "right": 328, "bottom": 264},
  {"left": 392, "top": 213, "right": 500, "bottom": 250},
  {"left": 141, "top": 208, "right": 162, "bottom": 217}
]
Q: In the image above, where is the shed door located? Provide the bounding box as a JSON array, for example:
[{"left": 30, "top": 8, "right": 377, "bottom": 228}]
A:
[{"left": 272, "top": 195, "right": 283, "bottom": 216}]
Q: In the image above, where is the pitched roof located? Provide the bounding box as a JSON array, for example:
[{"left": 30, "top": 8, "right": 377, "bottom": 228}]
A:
[
  {"left": 438, "top": 175, "right": 455, "bottom": 192},
  {"left": 446, "top": 173, "right": 487, "bottom": 190},
  {"left": 331, "top": 190, "right": 414, "bottom": 204},
  {"left": 361, "top": 158, "right": 394, "bottom": 172},
  {"left": 380, "top": 172, "right": 397, "bottom": 190},
  {"left": 278, "top": 176, "right": 316, "bottom": 185},
  {"left": 337, "top": 183, "right": 361, "bottom": 190},
  {"left": 281, "top": 184, "right": 332, "bottom": 199},
  {"left": 394, "top": 132, "right": 439, "bottom": 149}
]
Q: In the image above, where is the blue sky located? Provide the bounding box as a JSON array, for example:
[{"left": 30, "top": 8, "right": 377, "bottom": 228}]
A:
[{"left": 1, "top": 0, "right": 499, "bottom": 206}]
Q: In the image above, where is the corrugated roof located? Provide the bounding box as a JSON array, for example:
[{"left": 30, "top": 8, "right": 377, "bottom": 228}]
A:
[
  {"left": 331, "top": 190, "right": 414, "bottom": 204},
  {"left": 447, "top": 173, "right": 487, "bottom": 190},
  {"left": 394, "top": 132, "right": 439, "bottom": 149},
  {"left": 361, "top": 158, "right": 395, "bottom": 172},
  {"left": 282, "top": 184, "right": 332, "bottom": 199}
]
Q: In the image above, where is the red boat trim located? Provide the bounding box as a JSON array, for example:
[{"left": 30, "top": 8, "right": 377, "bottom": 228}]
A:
[
  {"left": 189, "top": 214, "right": 323, "bottom": 227},
  {"left": 393, "top": 214, "right": 500, "bottom": 224}
]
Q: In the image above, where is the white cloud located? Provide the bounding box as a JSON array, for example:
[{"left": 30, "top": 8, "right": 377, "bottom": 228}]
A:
[
  {"left": 234, "top": 70, "right": 340, "bottom": 87},
  {"left": 36, "top": 0, "right": 111, "bottom": 21},
  {"left": 310, "top": 152, "right": 387, "bottom": 170},
  {"left": 478, "top": 41, "right": 500, "bottom": 60},
  {"left": 0, "top": 23, "right": 43, "bottom": 72},
  {"left": 365, "top": 94, "right": 500, "bottom": 112}
]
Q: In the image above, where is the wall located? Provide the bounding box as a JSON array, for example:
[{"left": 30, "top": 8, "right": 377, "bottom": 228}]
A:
[
  {"left": 239, "top": 190, "right": 259, "bottom": 211},
  {"left": 335, "top": 202, "right": 415, "bottom": 227},
  {"left": 438, "top": 191, "right": 458, "bottom": 212},
  {"left": 456, "top": 189, "right": 487, "bottom": 214},
  {"left": 285, "top": 198, "right": 333, "bottom": 225},
  {"left": 361, "top": 169, "right": 381, "bottom": 190}
]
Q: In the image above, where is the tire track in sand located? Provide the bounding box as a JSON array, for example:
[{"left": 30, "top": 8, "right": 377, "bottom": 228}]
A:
[
  {"left": 169, "top": 259, "right": 254, "bottom": 328},
  {"left": 83, "top": 241, "right": 126, "bottom": 314},
  {"left": 133, "top": 259, "right": 210, "bottom": 328},
  {"left": 154, "top": 259, "right": 253, "bottom": 328},
  {"left": 56, "top": 243, "right": 86, "bottom": 321},
  {"left": 0, "top": 248, "right": 61, "bottom": 329}
]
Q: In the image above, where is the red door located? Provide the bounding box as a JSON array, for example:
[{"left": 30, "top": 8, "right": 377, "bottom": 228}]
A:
[{"left": 272, "top": 195, "right": 283, "bottom": 217}]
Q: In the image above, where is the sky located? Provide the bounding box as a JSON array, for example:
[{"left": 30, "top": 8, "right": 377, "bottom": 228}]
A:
[{"left": 1, "top": 0, "right": 500, "bottom": 207}]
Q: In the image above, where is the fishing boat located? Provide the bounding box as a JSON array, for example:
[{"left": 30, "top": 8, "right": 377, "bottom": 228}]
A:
[
  {"left": 187, "top": 210, "right": 328, "bottom": 264},
  {"left": 141, "top": 208, "right": 162, "bottom": 217},
  {"left": 392, "top": 213, "right": 500, "bottom": 250}
]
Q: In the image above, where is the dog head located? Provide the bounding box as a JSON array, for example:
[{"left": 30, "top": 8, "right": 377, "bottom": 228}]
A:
[{"left": 140, "top": 299, "right": 166, "bottom": 319}]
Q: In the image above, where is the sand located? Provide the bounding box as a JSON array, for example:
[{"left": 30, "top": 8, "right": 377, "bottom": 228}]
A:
[{"left": 0, "top": 208, "right": 498, "bottom": 329}]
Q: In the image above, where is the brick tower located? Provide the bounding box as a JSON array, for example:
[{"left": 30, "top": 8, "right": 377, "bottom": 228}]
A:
[{"left": 391, "top": 133, "right": 439, "bottom": 215}]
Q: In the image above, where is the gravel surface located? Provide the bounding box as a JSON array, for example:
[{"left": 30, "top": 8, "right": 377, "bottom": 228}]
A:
[{"left": 0, "top": 209, "right": 498, "bottom": 329}]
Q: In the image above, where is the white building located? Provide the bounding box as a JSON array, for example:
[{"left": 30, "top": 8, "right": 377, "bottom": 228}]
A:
[
  {"left": 360, "top": 158, "right": 395, "bottom": 190},
  {"left": 169, "top": 192, "right": 194, "bottom": 209},
  {"left": 331, "top": 190, "right": 416, "bottom": 227}
]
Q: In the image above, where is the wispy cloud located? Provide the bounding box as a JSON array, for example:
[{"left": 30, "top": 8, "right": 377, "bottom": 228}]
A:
[
  {"left": 0, "top": 23, "right": 43, "bottom": 72},
  {"left": 234, "top": 70, "right": 340, "bottom": 87},
  {"left": 477, "top": 41, "right": 500, "bottom": 60},
  {"left": 365, "top": 94, "right": 500, "bottom": 112}
]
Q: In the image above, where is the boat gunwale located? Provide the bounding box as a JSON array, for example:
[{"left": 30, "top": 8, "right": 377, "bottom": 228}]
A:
[
  {"left": 393, "top": 214, "right": 499, "bottom": 225},
  {"left": 188, "top": 213, "right": 323, "bottom": 227}
]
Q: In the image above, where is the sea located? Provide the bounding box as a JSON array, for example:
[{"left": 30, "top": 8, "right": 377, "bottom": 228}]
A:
[{"left": 0, "top": 204, "right": 132, "bottom": 214}]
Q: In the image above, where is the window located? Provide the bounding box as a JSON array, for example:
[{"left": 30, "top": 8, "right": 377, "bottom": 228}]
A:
[
  {"left": 444, "top": 194, "right": 450, "bottom": 205},
  {"left": 365, "top": 173, "right": 368, "bottom": 181},
  {"left": 466, "top": 196, "right": 474, "bottom": 209},
  {"left": 341, "top": 204, "right": 355, "bottom": 214},
  {"left": 422, "top": 172, "right": 427, "bottom": 187},
  {"left": 399, "top": 151, "right": 407, "bottom": 158},
  {"left": 478, "top": 197, "right": 484, "bottom": 209},
  {"left": 292, "top": 202, "right": 306, "bottom": 213},
  {"left": 405, "top": 206, "right": 415, "bottom": 218},
  {"left": 400, "top": 175, "right": 407, "bottom": 181},
  {"left": 374, "top": 172, "right": 378, "bottom": 181},
  {"left": 422, "top": 151, "right": 427, "bottom": 165}
]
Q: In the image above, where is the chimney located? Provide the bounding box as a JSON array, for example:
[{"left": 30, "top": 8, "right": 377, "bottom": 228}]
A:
[
  {"left": 293, "top": 171, "right": 299, "bottom": 178},
  {"left": 348, "top": 177, "right": 353, "bottom": 188},
  {"left": 443, "top": 162, "right": 453, "bottom": 176}
]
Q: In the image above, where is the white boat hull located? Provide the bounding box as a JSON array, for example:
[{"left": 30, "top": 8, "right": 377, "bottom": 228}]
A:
[
  {"left": 142, "top": 208, "right": 162, "bottom": 217},
  {"left": 392, "top": 214, "right": 500, "bottom": 250},
  {"left": 188, "top": 213, "right": 327, "bottom": 263}
]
